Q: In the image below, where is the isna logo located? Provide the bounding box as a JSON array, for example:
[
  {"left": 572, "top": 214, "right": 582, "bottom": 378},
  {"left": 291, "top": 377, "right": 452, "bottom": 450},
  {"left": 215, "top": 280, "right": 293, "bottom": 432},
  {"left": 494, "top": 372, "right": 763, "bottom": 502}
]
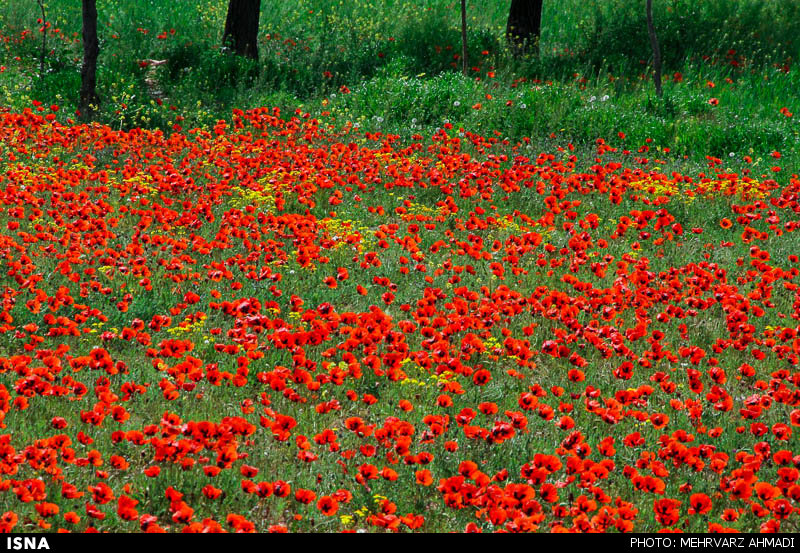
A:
[{"left": 6, "top": 538, "right": 50, "bottom": 550}]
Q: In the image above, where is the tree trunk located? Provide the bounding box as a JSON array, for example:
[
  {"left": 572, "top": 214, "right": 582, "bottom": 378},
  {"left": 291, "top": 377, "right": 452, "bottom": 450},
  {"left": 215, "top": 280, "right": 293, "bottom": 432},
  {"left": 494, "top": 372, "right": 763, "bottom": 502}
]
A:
[
  {"left": 79, "top": 0, "right": 100, "bottom": 120},
  {"left": 646, "top": 0, "right": 662, "bottom": 97},
  {"left": 461, "top": 0, "right": 468, "bottom": 76},
  {"left": 222, "top": 0, "right": 261, "bottom": 60},
  {"left": 506, "top": 0, "right": 543, "bottom": 57}
]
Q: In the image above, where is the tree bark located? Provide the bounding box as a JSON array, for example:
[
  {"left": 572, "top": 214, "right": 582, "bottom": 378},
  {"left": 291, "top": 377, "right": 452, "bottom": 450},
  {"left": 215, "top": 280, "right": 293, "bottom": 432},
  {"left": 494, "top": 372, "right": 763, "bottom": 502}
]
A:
[
  {"left": 506, "top": 0, "right": 543, "bottom": 57},
  {"left": 646, "top": 0, "right": 662, "bottom": 97},
  {"left": 222, "top": 0, "right": 261, "bottom": 60},
  {"left": 79, "top": 0, "right": 100, "bottom": 120},
  {"left": 461, "top": 0, "right": 468, "bottom": 76}
]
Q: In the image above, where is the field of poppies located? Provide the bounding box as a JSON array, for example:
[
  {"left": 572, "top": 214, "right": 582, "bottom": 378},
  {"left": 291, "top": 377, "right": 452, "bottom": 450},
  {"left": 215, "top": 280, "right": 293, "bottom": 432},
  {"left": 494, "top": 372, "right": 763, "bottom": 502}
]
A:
[
  {"left": 0, "top": 0, "right": 800, "bottom": 536},
  {"left": 0, "top": 102, "right": 796, "bottom": 533}
]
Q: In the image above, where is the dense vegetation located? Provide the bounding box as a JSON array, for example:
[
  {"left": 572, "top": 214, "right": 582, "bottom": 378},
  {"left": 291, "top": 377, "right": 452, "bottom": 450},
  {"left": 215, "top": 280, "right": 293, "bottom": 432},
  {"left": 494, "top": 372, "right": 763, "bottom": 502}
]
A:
[
  {"left": 2, "top": 0, "right": 800, "bottom": 166},
  {"left": 0, "top": 0, "right": 798, "bottom": 534}
]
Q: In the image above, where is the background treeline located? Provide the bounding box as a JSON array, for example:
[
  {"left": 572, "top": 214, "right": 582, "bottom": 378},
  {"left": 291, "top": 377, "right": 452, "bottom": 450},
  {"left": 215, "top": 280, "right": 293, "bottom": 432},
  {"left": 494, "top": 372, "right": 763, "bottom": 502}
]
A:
[{"left": 1, "top": 0, "right": 799, "bottom": 165}]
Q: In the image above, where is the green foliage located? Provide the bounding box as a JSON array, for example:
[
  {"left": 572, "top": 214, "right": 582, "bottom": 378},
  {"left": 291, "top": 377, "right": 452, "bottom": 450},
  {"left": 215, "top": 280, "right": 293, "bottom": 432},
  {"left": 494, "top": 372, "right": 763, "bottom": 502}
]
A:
[{"left": 1, "top": 0, "right": 799, "bottom": 165}]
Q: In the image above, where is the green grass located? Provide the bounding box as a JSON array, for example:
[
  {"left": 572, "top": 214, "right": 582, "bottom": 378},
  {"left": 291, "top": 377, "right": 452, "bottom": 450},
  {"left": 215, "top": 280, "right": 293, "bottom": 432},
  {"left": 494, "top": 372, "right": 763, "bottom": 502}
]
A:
[
  {"left": 0, "top": 110, "right": 797, "bottom": 532},
  {"left": 1, "top": 0, "right": 799, "bottom": 170},
  {"left": 1, "top": 3, "right": 800, "bottom": 530}
]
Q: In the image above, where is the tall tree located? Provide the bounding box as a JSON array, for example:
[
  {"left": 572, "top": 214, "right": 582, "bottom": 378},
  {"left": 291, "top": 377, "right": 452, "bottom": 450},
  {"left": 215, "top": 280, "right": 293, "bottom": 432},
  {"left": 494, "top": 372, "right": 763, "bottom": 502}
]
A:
[
  {"left": 79, "top": 0, "right": 100, "bottom": 120},
  {"left": 506, "top": 0, "right": 543, "bottom": 57},
  {"left": 461, "top": 0, "right": 468, "bottom": 76},
  {"left": 222, "top": 0, "right": 261, "bottom": 60},
  {"left": 646, "top": 0, "right": 662, "bottom": 97}
]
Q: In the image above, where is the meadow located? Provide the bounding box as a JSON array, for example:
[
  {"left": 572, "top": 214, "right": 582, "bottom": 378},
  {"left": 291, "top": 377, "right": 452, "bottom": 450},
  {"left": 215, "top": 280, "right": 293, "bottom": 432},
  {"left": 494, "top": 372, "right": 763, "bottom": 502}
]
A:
[{"left": 0, "top": 0, "right": 798, "bottom": 533}]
